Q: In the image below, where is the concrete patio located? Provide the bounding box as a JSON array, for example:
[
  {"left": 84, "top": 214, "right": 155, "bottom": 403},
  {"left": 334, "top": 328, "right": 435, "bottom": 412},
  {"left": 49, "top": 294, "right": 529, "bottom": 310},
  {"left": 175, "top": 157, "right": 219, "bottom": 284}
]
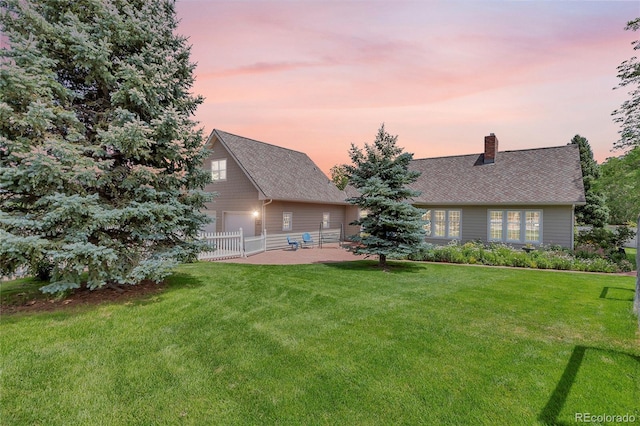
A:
[{"left": 215, "top": 243, "right": 365, "bottom": 265}]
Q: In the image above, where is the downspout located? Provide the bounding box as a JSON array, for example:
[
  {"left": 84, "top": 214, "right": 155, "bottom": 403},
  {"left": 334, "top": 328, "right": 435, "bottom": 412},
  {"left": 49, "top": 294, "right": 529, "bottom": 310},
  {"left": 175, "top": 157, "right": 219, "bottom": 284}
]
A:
[
  {"left": 570, "top": 204, "right": 576, "bottom": 250},
  {"left": 261, "top": 199, "right": 273, "bottom": 235}
]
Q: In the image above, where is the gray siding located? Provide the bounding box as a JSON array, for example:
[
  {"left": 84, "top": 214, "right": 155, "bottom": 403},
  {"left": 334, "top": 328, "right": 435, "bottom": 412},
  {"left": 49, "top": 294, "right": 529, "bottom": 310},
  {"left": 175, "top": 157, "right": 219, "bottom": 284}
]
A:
[
  {"left": 541, "top": 206, "right": 574, "bottom": 248},
  {"left": 344, "top": 205, "right": 361, "bottom": 241},
  {"left": 419, "top": 205, "right": 575, "bottom": 248},
  {"left": 202, "top": 139, "right": 261, "bottom": 235},
  {"left": 264, "top": 201, "right": 347, "bottom": 238},
  {"left": 265, "top": 228, "right": 342, "bottom": 250}
]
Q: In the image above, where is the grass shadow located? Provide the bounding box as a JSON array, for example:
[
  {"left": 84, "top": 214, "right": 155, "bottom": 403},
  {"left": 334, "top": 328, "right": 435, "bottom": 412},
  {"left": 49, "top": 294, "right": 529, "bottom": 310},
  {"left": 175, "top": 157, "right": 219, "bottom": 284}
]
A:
[
  {"left": 320, "top": 259, "right": 425, "bottom": 274},
  {"left": 1, "top": 271, "right": 207, "bottom": 317},
  {"left": 538, "top": 345, "right": 640, "bottom": 425},
  {"left": 599, "top": 286, "right": 635, "bottom": 301},
  {"left": 164, "top": 271, "right": 206, "bottom": 291}
]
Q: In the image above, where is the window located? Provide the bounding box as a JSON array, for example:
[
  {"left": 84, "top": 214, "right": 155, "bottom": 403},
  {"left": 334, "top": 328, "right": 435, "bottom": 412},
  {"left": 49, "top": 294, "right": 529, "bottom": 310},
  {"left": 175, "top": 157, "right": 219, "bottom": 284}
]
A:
[
  {"left": 525, "top": 211, "right": 541, "bottom": 242},
  {"left": 507, "top": 211, "right": 521, "bottom": 242},
  {"left": 489, "top": 211, "right": 503, "bottom": 240},
  {"left": 423, "top": 209, "right": 461, "bottom": 239},
  {"left": 422, "top": 210, "right": 431, "bottom": 236},
  {"left": 282, "top": 212, "right": 292, "bottom": 231},
  {"left": 488, "top": 210, "right": 542, "bottom": 244},
  {"left": 211, "top": 159, "right": 227, "bottom": 181},
  {"left": 448, "top": 210, "right": 461, "bottom": 238},
  {"left": 322, "top": 212, "right": 330, "bottom": 229},
  {"left": 433, "top": 210, "right": 446, "bottom": 237},
  {"left": 359, "top": 209, "right": 369, "bottom": 234}
]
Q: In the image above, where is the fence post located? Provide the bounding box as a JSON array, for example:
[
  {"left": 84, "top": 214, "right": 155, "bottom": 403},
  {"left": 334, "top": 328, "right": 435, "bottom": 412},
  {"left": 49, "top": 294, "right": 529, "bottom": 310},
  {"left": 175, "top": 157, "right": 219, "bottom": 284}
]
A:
[
  {"left": 635, "top": 215, "right": 639, "bottom": 323},
  {"left": 239, "top": 227, "right": 245, "bottom": 257}
]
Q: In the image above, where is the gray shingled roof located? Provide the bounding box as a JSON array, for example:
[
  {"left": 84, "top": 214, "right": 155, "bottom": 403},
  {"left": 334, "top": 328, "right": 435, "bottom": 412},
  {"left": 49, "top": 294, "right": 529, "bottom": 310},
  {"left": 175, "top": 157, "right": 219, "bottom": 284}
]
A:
[
  {"left": 408, "top": 145, "right": 586, "bottom": 205},
  {"left": 212, "top": 130, "right": 349, "bottom": 204}
]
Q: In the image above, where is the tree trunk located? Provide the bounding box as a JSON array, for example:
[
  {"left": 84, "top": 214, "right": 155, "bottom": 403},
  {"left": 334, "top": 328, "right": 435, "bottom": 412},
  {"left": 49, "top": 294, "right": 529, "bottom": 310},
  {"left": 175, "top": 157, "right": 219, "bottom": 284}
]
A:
[{"left": 379, "top": 253, "right": 388, "bottom": 271}]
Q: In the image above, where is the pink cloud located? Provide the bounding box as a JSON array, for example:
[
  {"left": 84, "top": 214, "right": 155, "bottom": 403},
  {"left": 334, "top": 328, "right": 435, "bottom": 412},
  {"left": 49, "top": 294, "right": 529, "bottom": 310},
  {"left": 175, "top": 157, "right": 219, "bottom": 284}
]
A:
[{"left": 177, "top": 1, "right": 639, "bottom": 169}]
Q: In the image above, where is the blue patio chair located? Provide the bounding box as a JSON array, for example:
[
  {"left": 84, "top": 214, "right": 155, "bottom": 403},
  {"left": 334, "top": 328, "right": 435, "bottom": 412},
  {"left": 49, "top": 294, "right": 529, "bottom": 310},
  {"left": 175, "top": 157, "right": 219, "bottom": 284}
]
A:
[
  {"left": 301, "top": 232, "right": 315, "bottom": 248},
  {"left": 287, "top": 236, "right": 299, "bottom": 251}
]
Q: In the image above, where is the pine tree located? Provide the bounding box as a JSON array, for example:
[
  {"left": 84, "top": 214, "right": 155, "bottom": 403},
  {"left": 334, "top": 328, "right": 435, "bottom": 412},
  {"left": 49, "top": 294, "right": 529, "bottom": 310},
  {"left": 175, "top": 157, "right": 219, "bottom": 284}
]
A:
[
  {"left": 345, "top": 124, "right": 425, "bottom": 269},
  {"left": 569, "top": 135, "right": 609, "bottom": 228},
  {"left": 0, "top": 0, "right": 211, "bottom": 293}
]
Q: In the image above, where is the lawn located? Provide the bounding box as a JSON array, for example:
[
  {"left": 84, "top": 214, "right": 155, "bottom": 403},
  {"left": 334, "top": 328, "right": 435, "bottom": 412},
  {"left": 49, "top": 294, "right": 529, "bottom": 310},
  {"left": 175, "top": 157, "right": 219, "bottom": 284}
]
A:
[
  {"left": 1, "top": 261, "right": 638, "bottom": 425},
  {"left": 628, "top": 247, "right": 637, "bottom": 269}
]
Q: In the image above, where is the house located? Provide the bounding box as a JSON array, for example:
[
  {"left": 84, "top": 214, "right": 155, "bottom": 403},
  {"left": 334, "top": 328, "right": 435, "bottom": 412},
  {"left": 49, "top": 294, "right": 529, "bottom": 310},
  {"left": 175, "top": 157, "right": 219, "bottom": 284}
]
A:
[
  {"left": 408, "top": 134, "right": 586, "bottom": 249},
  {"left": 203, "top": 130, "right": 585, "bottom": 250},
  {"left": 201, "top": 130, "right": 359, "bottom": 249}
]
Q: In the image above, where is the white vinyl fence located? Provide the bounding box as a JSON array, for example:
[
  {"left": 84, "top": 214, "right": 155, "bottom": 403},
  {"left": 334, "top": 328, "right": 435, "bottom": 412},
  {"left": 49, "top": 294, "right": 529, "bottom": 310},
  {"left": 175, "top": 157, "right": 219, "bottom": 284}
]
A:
[
  {"left": 245, "top": 231, "right": 267, "bottom": 256},
  {"left": 198, "top": 229, "right": 266, "bottom": 260}
]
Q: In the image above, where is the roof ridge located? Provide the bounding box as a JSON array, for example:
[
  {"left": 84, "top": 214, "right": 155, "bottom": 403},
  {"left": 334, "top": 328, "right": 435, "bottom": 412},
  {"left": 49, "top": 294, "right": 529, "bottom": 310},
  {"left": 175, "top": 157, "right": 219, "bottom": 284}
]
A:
[
  {"left": 411, "top": 144, "right": 575, "bottom": 162},
  {"left": 214, "top": 129, "right": 310, "bottom": 157}
]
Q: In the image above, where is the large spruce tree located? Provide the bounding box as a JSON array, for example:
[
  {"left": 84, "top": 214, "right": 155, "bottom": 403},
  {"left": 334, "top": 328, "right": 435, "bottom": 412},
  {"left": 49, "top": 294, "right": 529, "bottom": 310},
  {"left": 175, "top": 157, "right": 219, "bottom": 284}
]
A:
[
  {"left": 0, "top": 0, "right": 211, "bottom": 292},
  {"left": 346, "top": 125, "right": 425, "bottom": 269}
]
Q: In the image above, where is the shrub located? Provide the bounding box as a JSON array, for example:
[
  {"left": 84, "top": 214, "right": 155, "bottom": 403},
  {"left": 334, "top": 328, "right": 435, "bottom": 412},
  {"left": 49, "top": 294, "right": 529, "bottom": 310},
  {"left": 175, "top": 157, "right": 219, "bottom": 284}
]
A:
[
  {"left": 575, "top": 226, "right": 636, "bottom": 250},
  {"left": 406, "top": 240, "right": 626, "bottom": 273}
]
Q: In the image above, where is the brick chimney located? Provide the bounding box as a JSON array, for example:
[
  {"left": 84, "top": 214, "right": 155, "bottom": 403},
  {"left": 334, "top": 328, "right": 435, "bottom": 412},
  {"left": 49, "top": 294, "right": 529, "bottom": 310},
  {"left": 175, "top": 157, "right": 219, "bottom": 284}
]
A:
[{"left": 484, "top": 133, "right": 498, "bottom": 164}]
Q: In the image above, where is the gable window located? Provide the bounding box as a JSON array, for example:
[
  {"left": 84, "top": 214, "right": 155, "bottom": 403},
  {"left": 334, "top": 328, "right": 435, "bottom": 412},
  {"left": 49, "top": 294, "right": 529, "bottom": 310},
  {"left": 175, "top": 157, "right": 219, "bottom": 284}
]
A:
[
  {"left": 488, "top": 210, "right": 542, "bottom": 244},
  {"left": 282, "top": 212, "right": 292, "bottom": 231},
  {"left": 322, "top": 212, "right": 330, "bottom": 229},
  {"left": 211, "top": 159, "right": 227, "bottom": 181},
  {"left": 422, "top": 209, "right": 461, "bottom": 239}
]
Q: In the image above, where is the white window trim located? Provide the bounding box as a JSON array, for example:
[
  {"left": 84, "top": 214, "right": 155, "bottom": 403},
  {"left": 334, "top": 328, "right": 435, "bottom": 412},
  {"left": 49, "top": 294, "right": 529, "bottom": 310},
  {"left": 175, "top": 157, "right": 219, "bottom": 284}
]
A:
[
  {"left": 282, "top": 212, "right": 292, "bottom": 231},
  {"left": 487, "top": 209, "right": 543, "bottom": 244},
  {"left": 423, "top": 209, "right": 462, "bottom": 240}
]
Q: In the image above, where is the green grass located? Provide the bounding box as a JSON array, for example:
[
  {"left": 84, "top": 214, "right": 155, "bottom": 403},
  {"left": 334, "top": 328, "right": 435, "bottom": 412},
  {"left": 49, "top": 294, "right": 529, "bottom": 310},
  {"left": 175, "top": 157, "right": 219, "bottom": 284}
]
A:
[
  {"left": 0, "top": 276, "right": 49, "bottom": 305},
  {"left": 627, "top": 248, "right": 637, "bottom": 269},
  {"left": 1, "top": 261, "right": 638, "bottom": 425}
]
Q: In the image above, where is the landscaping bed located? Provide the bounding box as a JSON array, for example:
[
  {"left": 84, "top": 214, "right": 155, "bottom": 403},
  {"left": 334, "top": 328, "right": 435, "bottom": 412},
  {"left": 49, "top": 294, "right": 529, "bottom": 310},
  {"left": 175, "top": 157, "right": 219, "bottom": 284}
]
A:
[{"left": 407, "top": 241, "right": 635, "bottom": 273}]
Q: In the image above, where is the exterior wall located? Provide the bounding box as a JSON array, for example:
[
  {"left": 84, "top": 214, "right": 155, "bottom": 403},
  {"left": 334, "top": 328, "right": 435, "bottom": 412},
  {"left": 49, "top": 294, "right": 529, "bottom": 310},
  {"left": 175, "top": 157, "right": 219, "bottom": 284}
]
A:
[
  {"left": 540, "top": 205, "right": 575, "bottom": 248},
  {"left": 202, "top": 140, "right": 261, "bottom": 235},
  {"left": 264, "top": 201, "right": 348, "bottom": 239},
  {"left": 265, "top": 228, "right": 342, "bottom": 250},
  {"left": 344, "top": 205, "right": 361, "bottom": 241},
  {"left": 418, "top": 205, "right": 575, "bottom": 248}
]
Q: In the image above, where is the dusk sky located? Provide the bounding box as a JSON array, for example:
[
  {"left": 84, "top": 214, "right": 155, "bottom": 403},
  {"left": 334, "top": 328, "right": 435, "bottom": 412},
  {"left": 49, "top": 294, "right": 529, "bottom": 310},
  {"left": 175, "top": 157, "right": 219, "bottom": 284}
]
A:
[{"left": 176, "top": 1, "right": 639, "bottom": 174}]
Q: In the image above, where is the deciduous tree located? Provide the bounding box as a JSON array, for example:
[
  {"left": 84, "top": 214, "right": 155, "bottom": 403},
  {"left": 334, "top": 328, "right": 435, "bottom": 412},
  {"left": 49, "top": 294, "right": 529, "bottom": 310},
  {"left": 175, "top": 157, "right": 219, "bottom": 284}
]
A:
[
  {"left": 612, "top": 18, "right": 640, "bottom": 150},
  {"left": 330, "top": 164, "right": 349, "bottom": 190},
  {"left": 595, "top": 147, "right": 640, "bottom": 224},
  {"left": 0, "top": 0, "right": 211, "bottom": 293},
  {"left": 345, "top": 124, "right": 425, "bottom": 269}
]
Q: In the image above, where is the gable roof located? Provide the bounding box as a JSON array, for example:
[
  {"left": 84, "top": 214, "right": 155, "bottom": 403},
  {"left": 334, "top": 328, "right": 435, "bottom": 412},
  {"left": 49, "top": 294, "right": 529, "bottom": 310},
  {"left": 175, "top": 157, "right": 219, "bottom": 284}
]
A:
[
  {"left": 408, "top": 144, "right": 586, "bottom": 205},
  {"left": 209, "top": 130, "right": 349, "bottom": 204}
]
